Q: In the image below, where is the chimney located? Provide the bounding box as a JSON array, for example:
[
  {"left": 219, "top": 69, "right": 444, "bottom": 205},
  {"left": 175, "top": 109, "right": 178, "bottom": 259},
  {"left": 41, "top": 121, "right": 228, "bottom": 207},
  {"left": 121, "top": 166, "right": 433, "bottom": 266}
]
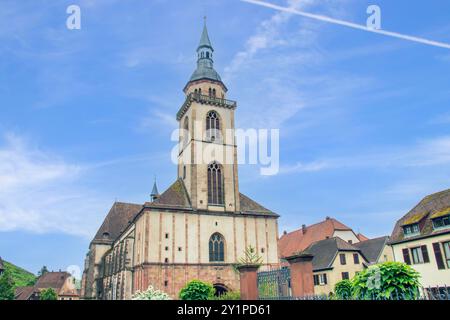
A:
[
  {"left": 326, "top": 216, "right": 330, "bottom": 220},
  {"left": 302, "top": 224, "right": 307, "bottom": 234},
  {"left": 283, "top": 230, "right": 287, "bottom": 235}
]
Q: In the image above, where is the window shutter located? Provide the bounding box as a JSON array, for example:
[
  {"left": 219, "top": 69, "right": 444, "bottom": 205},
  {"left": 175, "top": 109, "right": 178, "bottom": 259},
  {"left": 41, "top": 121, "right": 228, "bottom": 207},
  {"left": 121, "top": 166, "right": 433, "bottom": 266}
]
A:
[
  {"left": 432, "top": 243, "right": 446, "bottom": 270},
  {"left": 402, "top": 248, "right": 411, "bottom": 265},
  {"left": 313, "top": 275, "right": 318, "bottom": 286},
  {"left": 323, "top": 274, "right": 328, "bottom": 285},
  {"left": 421, "top": 245, "right": 430, "bottom": 263}
]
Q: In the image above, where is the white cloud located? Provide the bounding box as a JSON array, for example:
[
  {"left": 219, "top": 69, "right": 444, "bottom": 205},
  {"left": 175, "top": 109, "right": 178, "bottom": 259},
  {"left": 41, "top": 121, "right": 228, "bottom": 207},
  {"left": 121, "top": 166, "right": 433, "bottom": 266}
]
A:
[
  {"left": 278, "top": 135, "right": 450, "bottom": 175},
  {"left": 0, "top": 133, "right": 108, "bottom": 238}
]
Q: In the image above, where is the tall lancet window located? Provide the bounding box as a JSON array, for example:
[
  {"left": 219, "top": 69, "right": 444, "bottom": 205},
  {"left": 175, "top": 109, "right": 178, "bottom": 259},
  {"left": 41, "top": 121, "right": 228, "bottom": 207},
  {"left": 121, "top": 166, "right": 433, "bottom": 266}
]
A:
[
  {"left": 206, "top": 111, "right": 220, "bottom": 142},
  {"left": 183, "top": 117, "right": 189, "bottom": 147},
  {"left": 207, "top": 161, "right": 224, "bottom": 205},
  {"left": 209, "top": 233, "right": 225, "bottom": 262}
]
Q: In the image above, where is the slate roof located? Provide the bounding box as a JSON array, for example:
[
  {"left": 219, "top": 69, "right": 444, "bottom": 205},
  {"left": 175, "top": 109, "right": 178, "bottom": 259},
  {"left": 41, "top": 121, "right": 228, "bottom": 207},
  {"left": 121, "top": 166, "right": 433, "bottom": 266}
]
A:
[
  {"left": 303, "top": 237, "right": 362, "bottom": 271},
  {"left": 353, "top": 236, "right": 389, "bottom": 264},
  {"left": 278, "top": 218, "right": 354, "bottom": 258},
  {"left": 390, "top": 188, "right": 450, "bottom": 243},
  {"left": 92, "top": 202, "right": 143, "bottom": 245},
  {"left": 186, "top": 22, "right": 224, "bottom": 89}
]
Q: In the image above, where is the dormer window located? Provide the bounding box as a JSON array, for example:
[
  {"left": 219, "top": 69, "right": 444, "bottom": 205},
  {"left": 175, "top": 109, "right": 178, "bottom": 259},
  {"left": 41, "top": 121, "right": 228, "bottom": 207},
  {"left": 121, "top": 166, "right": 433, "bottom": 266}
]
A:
[
  {"left": 403, "top": 224, "right": 420, "bottom": 236},
  {"left": 433, "top": 215, "right": 450, "bottom": 229}
]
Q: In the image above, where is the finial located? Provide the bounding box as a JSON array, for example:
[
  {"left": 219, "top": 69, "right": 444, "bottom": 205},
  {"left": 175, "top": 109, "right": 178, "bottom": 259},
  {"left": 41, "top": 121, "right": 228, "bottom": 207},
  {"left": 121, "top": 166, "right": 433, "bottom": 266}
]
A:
[{"left": 204, "top": 16, "right": 207, "bottom": 25}]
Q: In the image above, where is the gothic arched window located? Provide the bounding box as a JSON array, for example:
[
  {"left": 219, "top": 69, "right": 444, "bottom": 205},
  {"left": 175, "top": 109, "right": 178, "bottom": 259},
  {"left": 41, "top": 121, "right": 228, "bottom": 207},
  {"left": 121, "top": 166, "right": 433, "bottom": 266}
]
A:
[
  {"left": 208, "top": 161, "right": 224, "bottom": 205},
  {"left": 206, "top": 111, "right": 220, "bottom": 142},
  {"left": 183, "top": 117, "right": 189, "bottom": 146},
  {"left": 209, "top": 233, "right": 225, "bottom": 262}
]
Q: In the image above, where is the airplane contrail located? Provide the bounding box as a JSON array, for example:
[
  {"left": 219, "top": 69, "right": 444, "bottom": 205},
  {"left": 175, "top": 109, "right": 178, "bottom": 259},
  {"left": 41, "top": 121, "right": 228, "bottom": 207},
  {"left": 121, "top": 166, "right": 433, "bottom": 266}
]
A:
[{"left": 241, "top": 0, "right": 450, "bottom": 50}]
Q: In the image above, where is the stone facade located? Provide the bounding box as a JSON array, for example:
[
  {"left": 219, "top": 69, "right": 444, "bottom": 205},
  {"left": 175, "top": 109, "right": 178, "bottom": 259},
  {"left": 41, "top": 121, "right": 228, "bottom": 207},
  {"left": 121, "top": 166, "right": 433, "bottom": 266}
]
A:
[{"left": 81, "top": 23, "right": 280, "bottom": 300}]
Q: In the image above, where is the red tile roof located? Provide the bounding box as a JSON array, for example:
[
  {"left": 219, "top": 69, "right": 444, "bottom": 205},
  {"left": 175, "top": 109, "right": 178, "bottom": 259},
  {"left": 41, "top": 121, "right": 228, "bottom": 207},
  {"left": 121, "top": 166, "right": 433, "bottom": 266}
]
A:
[
  {"left": 357, "top": 233, "right": 369, "bottom": 241},
  {"left": 278, "top": 218, "right": 354, "bottom": 258}
]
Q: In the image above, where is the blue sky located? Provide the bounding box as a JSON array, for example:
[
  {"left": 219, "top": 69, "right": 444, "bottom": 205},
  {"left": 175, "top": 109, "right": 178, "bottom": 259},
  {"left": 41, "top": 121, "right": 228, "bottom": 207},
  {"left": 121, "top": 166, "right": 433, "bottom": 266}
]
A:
[{"left": 1, "top": 0, "right": 450, "bottom": 276}]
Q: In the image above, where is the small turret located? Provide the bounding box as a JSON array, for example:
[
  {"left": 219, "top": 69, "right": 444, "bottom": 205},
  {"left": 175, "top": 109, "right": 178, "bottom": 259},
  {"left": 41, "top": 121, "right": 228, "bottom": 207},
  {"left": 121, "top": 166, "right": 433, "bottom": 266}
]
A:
[{"left": 151, "top": 179, "right": 159, "bottom": 202}]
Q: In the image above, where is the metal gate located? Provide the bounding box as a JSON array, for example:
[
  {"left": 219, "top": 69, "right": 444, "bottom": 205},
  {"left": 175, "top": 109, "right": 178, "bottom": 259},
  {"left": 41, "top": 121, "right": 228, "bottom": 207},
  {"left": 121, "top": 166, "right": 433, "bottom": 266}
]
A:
[{"left": 257, "top": 268, "right": 292, "bottom": 300}]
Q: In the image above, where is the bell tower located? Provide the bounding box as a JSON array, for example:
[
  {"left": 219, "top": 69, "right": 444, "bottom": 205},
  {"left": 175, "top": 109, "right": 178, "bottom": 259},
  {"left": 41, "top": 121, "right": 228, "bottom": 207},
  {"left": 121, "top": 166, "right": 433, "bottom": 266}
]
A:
[{"left": 176, "top": 20, "right": 240, "bottom": 213}]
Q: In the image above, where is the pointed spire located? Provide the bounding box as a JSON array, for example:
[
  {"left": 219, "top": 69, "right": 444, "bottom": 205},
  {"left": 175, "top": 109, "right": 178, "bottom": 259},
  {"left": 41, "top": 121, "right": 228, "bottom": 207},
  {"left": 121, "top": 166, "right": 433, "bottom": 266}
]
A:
[
  {"left": 197, "top": 16, "right": 213, "bottom": 52},
  {"left": 151, "top": 177, "right": 159, "bottom": 201}
]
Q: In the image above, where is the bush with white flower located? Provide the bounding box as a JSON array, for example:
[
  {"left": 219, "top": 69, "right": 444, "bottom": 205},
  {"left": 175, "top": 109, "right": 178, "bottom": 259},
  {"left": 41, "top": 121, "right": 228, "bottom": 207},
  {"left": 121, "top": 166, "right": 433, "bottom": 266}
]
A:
[{"left": 132, "top": 285, "right": 172, "bottom": 300}]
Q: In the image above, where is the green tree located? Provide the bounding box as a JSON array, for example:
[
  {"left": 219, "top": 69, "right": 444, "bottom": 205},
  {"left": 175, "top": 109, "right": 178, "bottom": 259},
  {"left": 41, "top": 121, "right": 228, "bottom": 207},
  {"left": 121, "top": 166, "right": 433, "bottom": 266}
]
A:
[
  {"left": 352, "top": 262, "right": 420, "bottom": 300},
  {"left": 40, "top": 288, "right": 58, "bottom": 300},
  {"left": 37, "top": 266, "right": 49, "bottom": 277},
  {"left": 209, "top": 291, "right": 240, "bottom": 300},
  {"left": 334, "top": 280, "right": 353, "bottom": 300},
  {"left": 0, "top": 269, "right": 15, "bottom": 300},
  {"left": 179, "top": 280, "right": 215, "bottom": 300}
]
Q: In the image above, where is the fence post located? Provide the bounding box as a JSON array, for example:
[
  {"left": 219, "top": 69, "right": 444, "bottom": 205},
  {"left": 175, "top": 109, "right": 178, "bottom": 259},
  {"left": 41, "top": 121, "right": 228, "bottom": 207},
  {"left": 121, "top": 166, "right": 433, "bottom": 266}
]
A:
[
  {"left": 236, "top": 265, "right": 260, "bottom": 300},
  {"left": 285, "top": 253, "right": 314, "bottom": 298}
]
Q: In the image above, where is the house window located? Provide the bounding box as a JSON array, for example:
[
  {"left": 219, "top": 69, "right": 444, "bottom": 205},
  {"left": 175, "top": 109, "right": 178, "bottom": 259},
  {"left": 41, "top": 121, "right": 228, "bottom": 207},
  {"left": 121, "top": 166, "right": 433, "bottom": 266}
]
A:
[
  {"left": 209, "top": 233, "right": 225, "bottom": 262},
  {"left": 342, "top": 272, "right": 350, "bottom": 280},
  {"left": 411, "top": 246, "right": 430, "bottom": 264},
  {"left": 353, "top": 253, "right": 360, "bottom": 264},
  {"left": 207, "top": 161, "right": 224, "bottom": 205},
  {"left": 443, "top": 242, "right": 450, "bottom": 268},
  {"left": 206, "top": 111, "right": 220, "bottom": 142},
  {"left": 433, "top": 216, "right": 450, "bottom": 229},
  {"left": 313, "top": 274, "right": 327, "bottom": 285},
  {"left": 340, "top": 254, "right": 346, "bottom": 265},
  {"left": 403, "top": 224, "right": 420, "bottom": 236},
  {"left": 261, "top": 248, "right": 265, "bottom": 254},
  {"left": 183, "top": 117, "right": 189, "bottom": 147},
  {"left": 165, "top": 233, "right": 169, "bottom": 239},
  {"left": 165, "top": 246, "right": 169, "bottom": 251},
  {"left": 164, "top": 280, "right": 169, "bottom": 287},
  {"left": 164, "top": 258, "right": 169, "bottom": 263},
  {"left": 348, "top": 240, "right": 353, "bottom": 244}
]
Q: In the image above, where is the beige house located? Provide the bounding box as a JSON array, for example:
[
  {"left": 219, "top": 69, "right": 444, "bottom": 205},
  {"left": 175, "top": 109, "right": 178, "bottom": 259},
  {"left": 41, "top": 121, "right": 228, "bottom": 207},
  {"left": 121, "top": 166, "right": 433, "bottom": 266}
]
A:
[
  {"left": 81, "top": 22, "right": 279, "bottom": 300},
  {"left": 302, "top": 236, "right": 392, "bottom": 296},
  {"left": 390, "top": 189, "right": 450, "bottom": 288},
  {"left": 16, "top": 272, "right": 79, "bottom": 300}
]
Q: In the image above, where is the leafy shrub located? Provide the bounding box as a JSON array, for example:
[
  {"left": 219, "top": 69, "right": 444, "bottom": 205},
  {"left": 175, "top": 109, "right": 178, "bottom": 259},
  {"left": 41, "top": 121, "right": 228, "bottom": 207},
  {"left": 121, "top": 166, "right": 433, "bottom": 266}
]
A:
[
  {"left": 0, "top": 269, "right": 15, "bottom": 300},
  {"left": 352, "top": 262, "right": 420, "bottom": 300},
  {"left": 210, "top": 291, "right": 240, "bottom": 300},
  {"left": 132, "top": 285, "right": 171, "bottom": 300},
  {"left": 179, "top": 280, "right": 215, "bottom": 300},
  {"left": 334, "top": 280, "right": 353, "bottom": 300},
  {"left": 40, "top": 288, "right": 58, "bottom": 300}
]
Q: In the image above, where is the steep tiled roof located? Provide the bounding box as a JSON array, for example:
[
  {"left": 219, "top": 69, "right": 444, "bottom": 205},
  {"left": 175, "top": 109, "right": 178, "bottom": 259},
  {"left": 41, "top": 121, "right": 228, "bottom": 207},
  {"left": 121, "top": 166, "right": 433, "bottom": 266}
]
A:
[
  {"left": 357, "top": 233, "right": 369, "bottom": 241},
  {"left": 303, "top": 237, "right": 361, "bottom": 271},
  {"left": 93, "top": 202, "right": 143, "bottom": 244},
  {"left": 146, "top": 179, "right": 192, "bottom": 209},
  {"left": 390, "top": 188, "right": 450, "bottom": 243},
  {"left": 145, "top": 179, "right": 276, "bottom": 216},
  {"left": 353, "top": 236, "right": 389, "bottom": 264},
  {"left": 278, "top": 218, "right": 354, "bottom": 258},
  {"left": 15, "top": 286, "right": 35, "bottom": 300},
  {"left": 239, "top": 193, "right": 277, "bottom": 216},
  {"left": 34, "top": 272, "right": 70, "bottom": 292}
]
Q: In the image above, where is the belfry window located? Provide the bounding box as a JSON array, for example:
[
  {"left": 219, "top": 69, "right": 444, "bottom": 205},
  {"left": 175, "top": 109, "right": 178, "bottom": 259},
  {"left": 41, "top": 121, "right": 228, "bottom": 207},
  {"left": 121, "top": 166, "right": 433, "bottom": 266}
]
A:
[
  {"left": 209, "top": 233, "right": 225, "bottom": 262},
  {"left": 207, "top": 161, "right": 224, "bottom": 205},
  {"left": 206, "top": 111, "right": 220, "bottom": 142},
  {"left": 183, "top": 117, "right": 189, "bottom": 147}
]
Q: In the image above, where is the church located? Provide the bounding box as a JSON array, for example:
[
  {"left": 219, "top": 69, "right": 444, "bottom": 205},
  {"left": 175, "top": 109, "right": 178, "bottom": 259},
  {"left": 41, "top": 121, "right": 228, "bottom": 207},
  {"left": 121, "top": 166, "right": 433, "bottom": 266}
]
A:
[{"left": 81, "top": 22, "right": 280, "bottom": 300}]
